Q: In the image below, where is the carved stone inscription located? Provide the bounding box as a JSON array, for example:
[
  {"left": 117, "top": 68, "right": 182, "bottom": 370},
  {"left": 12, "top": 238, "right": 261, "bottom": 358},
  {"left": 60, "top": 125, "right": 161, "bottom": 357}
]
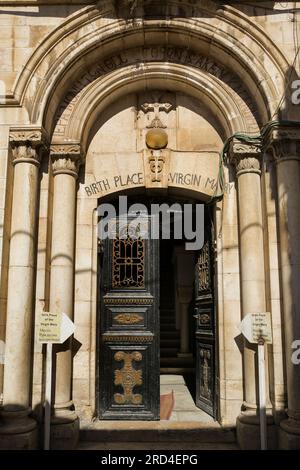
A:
[{"left": 53, "top": 46, "right": 258, "bottom": 138}]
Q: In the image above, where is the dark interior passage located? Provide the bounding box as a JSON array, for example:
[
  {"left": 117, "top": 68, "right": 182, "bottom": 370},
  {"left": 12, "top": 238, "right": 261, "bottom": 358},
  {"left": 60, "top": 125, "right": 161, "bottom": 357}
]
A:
[{"left": 159, "top": 239, "right": 195, "bottom": 380}]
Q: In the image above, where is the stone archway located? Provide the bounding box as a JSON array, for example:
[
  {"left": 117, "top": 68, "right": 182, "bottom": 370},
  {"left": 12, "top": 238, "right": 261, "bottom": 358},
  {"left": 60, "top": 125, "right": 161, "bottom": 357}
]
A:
[
  {"left": 10, "top": 3, "right": 287, "bottom": 129},
  {"left": 67, "top": 80, "right": 244, "bottom": 433},
  {"left": 1, "top": 1, "right": 293, "bottom": 450}
]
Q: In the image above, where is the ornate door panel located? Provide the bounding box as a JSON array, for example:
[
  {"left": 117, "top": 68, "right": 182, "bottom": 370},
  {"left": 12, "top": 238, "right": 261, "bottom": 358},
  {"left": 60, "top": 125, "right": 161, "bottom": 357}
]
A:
[
  {"left": 98, "top": 217, "right": 159, "bottom": 420},
  {"left": 194, "top": 209, "right": 218, "bottom": 418}
]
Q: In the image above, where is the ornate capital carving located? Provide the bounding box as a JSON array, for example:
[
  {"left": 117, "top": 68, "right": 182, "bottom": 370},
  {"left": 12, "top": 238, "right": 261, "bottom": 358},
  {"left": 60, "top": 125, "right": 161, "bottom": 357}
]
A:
[
  {"left": 9, "top": 127, "right": 48, "bottom": 166},
  {"left": 264, "top": 125, "right": 300, "bottom": 164},
  {"left": 50, "top": 143, "right": 83, "bottom": 177},
  {"left": 229, "top": 140, "right": 262, "bottom": 176}
]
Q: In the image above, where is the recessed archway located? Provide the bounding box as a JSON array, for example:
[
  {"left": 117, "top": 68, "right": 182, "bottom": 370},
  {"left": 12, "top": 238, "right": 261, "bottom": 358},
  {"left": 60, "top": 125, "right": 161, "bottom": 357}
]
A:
[{"left": 9, "top": 4, "right": 288, "bottom": 132}]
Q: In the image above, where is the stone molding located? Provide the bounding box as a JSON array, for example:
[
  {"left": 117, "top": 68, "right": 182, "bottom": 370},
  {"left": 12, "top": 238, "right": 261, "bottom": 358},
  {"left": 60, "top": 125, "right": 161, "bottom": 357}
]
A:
[
  {"left": 4, "top": 9, "right": 285, "bottom": 136},
  {"left": 265, "top": 125, "right": 300, "bottom": 164},
  {"left": 9, "top": 127, "right": 48, "bottom": 167},
  {"left": 229, "top": 139, "right": 262, "bottom": 176},
  {"left": 50, "top": 143, "right": 83, "bottom": 177}
]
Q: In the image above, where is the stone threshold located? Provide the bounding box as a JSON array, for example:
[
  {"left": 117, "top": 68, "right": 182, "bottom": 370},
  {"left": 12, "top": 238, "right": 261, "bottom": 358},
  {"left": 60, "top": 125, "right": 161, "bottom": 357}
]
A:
[
  {"left": 78, "top": 441, "right": 239, "bottom": 450},
  {"left": 79, "top": 375, "right": 236, "bottom": 445},
  {"left": 79, "top": 420, "right": 236, "bottom": 443}
]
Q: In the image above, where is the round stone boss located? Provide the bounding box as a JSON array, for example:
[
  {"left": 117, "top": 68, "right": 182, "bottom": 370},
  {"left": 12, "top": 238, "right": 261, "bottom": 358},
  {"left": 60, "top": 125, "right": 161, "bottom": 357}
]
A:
[{"left": 145, "top": 128, "right": 168, "bottom": 149}]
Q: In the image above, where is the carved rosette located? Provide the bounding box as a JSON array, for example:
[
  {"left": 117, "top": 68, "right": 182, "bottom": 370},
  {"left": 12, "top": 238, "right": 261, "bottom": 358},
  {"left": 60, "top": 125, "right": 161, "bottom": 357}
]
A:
[
  {"left": 9, "top": 127, "right": 48, "bottom": 166},
  {"left": 229, "top": 140, "right": 262, "bottom": 177},
  {"left": 50, "top": 143, "right": 83, "bottom": 178}
]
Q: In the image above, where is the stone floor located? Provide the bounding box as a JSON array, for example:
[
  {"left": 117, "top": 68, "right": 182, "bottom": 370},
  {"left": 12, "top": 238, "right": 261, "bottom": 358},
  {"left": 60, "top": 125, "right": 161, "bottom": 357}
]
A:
[
  {"left": 78, "top": 375, "right": 237, "bottom": 449},
  {"left": 160, "top": 375, "right": 214, "bottom": 423}
]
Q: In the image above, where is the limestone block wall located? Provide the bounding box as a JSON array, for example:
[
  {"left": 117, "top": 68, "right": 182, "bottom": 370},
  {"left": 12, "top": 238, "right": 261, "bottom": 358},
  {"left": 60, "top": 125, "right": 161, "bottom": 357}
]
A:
[
  {"left": 262, "top": 154, "right": 286, "bottom": 423},
  {"left": 217, "top": 165, "right": 243, "bottom": 426},
  {"left": 0, "top": 126, "right": 11, "bottom": 395},
  {"left": 71, "top": 92, "right": 227, "bottom": 419},
  {"left": 0, "top": 1, "right": 298, "bottom": 429}
]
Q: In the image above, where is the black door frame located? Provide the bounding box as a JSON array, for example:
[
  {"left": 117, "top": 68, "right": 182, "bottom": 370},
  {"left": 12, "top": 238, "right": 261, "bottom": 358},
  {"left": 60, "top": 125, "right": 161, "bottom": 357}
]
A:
[{"left": 95, "top": 196, "right": 219, "bottom": 421}]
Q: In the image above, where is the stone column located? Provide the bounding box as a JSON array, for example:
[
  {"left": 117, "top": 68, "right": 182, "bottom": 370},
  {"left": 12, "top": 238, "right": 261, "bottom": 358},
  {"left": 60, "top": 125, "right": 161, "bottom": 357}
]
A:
[
  {"left": 178, "top": 292, "right": 193, "bottom": 357},
  {"left": 229, "top": 140, "right": 276, "bottom": 449},
  {"left": 175, "top": 247, "right": 194, "bottom": 357},
  {"left": 49, "top": 143, "right": 82, "bottom": 449},
  {"left": 269, "top": 131, "right": 300, "bottom": 449},
  {"left": 0, "top": 127, "right": 47, "bottom": 449}
]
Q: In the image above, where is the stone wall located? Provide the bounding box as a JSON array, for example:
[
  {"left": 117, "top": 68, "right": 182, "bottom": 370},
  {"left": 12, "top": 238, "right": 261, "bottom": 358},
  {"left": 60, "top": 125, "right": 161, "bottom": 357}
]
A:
[{"left": 0, "top": 0, "right": 299, "bottom": 449}]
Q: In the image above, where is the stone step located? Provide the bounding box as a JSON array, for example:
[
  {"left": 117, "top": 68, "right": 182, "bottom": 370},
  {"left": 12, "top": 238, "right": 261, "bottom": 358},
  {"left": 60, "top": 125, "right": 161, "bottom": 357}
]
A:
[
  {"left": 160, "top": 316, "right": 176, "bottom": 322},
  {"left": 160, "top": 323, "right": 178, "bottom": 331},
  {"left": 160, "top": 356, "right": 194, "bottom": 367},
  {"left": 160, "top": 339, "right": 180, "bottom": 347},
  {"left": 160, "top": 308, "right": 175, "bottom": 314},
  {"left": 160, "top": 331, "right": 180, "bottom": 338},
  {"left": 160, "top": 367, "right": 195, "bottom": 374},
  {"left": 79, "top": 421, "right": 236, "bottom": 444},
  {"left": 160, "top": 347, "right": 179, "bottom": 357},
  {"left": 160, "top": 322, "right": 176, "bottom": 328},
  {"left": 77, "top": 441, "right": 239, "bottom": 450}
]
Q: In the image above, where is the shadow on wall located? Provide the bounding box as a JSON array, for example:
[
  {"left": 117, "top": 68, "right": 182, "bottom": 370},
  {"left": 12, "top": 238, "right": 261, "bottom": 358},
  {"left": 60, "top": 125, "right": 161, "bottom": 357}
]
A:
[
  {"left": 0, "top": 1, "right": 282, "bottom": 21},
  {"left": 261, "top": 22, "right": 300, "bottom": 423}
]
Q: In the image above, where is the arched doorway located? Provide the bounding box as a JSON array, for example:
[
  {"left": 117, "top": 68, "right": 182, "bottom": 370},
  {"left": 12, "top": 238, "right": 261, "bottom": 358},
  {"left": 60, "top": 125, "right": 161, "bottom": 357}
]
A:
[
  {"left": 71, "top": 82, "right": 236, "bottom": 429},
  {"left": 96, "top": 193, "right": 217, "bottom": 421}
]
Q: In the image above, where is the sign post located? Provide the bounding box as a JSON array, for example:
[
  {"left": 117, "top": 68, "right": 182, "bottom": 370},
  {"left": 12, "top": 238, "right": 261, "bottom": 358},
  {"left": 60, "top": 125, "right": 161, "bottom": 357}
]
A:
[
  {"left": 258, "top": 337, "right": 267, "bottom": 450},
  {"left": 44, "top": 343, "right": 52, "bottom": 451},
  {"left": 38, "top": 311, "right": 75, "bottom": 450},
  {"left": 240, "top": 312, "right": 272, "bottom": 451}
]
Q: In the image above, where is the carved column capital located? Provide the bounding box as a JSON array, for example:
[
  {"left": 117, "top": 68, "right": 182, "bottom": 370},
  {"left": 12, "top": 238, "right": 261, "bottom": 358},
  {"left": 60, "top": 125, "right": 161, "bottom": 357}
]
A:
[
  {"left": 9, "top": 126, "right": 48, "bottom": 166},
  {"left": 264, "top": 126, "right": 300, "bottom": 165},
  {"left": 228, "top": 140, "right": 262, "bottom": 176},
  {"left": 50, "top": 143, "right": 84, "bottom": 178}
]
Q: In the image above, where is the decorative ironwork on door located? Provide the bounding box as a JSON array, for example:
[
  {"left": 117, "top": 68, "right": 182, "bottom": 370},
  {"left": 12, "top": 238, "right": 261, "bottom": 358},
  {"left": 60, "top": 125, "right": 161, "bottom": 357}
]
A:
[
  {"left": 197, "top": 240, "right": 211, "bottom": 292},
  {"left": 112, "top": 235, "right": 145, "bottom": 289},
  {"left": 98, "top": 216, "right": 159, "bottom": 420},
  {"left": 194, "top": 207, "right": 218, "bottom": 418}
]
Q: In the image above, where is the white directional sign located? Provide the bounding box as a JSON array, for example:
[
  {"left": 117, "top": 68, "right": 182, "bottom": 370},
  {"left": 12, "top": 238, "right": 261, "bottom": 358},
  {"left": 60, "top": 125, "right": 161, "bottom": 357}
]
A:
[
  {"left": 38, "top": 311, "right": 75, "bottom": 344},
  {"left": 38, "top": 311, "right": 75, "bottom": 450},
  {"left": 240, "top": 312, "right": 272, "bottom": 344},
  {"left": 240, "top": 312, "right": 272, "bottom": 450},
  {"left": 60, "top": 313, "right": 76, "bottom": 343}
]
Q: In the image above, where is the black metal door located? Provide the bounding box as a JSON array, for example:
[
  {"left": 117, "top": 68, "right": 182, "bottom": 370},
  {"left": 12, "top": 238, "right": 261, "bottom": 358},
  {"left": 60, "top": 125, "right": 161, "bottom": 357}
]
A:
[
  {"left": 194, "top": 208, "right": 217, "bottom": 418},
  {"left": 98, "top": 216, "right": 159, "bottom": 420}
]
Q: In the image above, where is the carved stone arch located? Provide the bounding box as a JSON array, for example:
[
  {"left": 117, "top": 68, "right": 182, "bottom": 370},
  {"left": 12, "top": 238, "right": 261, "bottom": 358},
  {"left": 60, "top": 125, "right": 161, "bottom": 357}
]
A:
[
  {"left": 51, "top": 61, "right": 259, "bottom": 150},
  {"left": 8, "top": 2, "right": 288, "bottom": 131}
]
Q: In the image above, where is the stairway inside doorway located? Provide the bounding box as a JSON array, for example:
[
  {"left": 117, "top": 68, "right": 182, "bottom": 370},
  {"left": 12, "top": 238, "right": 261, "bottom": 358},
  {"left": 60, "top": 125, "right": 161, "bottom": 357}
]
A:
[{"left": 160, "top": 239, "right": 194, "bottom": 374}]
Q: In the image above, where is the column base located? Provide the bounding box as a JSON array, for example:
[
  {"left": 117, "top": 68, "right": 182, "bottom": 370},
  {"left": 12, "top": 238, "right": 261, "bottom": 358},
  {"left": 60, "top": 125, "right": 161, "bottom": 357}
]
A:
[
  {"left": 237, "top": 410, "right": 278, "bottom": 449},
  {"left": 0, "top": 408, "right": 38, "bottom": 449},
  {"left": 279, "top": 419, "right": 300, "bottom": 449},
  {"left": 50, "top": 409, "right": 79, "bottom": 449}
]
